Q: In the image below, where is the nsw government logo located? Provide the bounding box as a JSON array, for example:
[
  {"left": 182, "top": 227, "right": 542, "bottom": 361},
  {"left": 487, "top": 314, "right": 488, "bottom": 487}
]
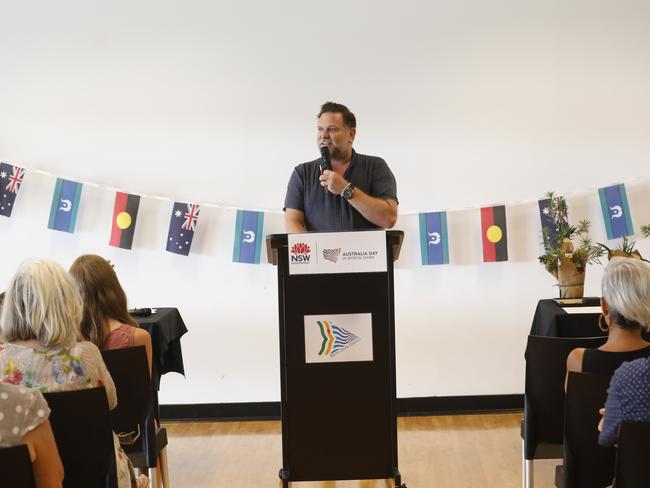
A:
[
  {"left": 322, "top": 248, "right": 341, "bottom": 263},
  {"left": 290, "top": 242, "right": 312, "bottom": 263},
  {"left": 316, "top": 320, "right": 360, "bottom": 358}
]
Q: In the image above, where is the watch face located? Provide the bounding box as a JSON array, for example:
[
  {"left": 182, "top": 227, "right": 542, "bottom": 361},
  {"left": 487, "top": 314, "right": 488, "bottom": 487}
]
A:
[{"left": 343, "top": 186, "right": 353, "bottom": 199}]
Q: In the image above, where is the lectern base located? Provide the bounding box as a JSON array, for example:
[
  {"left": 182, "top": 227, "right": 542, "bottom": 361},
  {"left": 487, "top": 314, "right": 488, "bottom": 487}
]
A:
[{"left": 277, "top": 468, "right": 407, "bottom": 488}]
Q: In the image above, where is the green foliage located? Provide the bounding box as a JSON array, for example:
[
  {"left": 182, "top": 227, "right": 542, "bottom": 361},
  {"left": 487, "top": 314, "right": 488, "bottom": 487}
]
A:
[
  {"left": 598, "top": 234, "right": 650, "bottom": 262},
  {"left": 641, "top": 224, "right": 650, "bottom": 239},
  {"left": 538, "top": 192, "right": 603, "bottom": 275}
]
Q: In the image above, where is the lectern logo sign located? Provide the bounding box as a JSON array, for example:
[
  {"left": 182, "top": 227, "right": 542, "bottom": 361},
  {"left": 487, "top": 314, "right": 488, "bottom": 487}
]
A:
[
  {"left": 288, "top": 231, "right": 386, "bottom": 275},
  {"left": 316, "top": 320, "right": 360, "bottom": 357},
  {"left": 304, "top": 313, "right": 373, "bottom": 363},
  {"left": 290, "top": 242, "right": 312, "bottom": 263}
]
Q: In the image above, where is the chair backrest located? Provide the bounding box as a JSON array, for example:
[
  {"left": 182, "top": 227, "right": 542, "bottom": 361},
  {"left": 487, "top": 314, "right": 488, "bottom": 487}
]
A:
[
  {"left": 43, "top": 387, "right": 117, "bottom": 488},
  {"left": 0, "top": 444, "right": 37, "bottom": 488},
  {"left": 614, "top": 421, "right": 650, "bottom": 487},
  {"left": 524, "top": 335, "right": 607, "bottom": 457},
  {"left": 562, "top": 371, "right": 615, "bottom": 488},
  {"left": 101, "top": 346, "right": 156, "bottom": 465}
]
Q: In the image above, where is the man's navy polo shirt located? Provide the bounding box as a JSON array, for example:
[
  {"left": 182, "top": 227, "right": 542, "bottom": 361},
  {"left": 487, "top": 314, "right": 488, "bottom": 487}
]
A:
[{"left": 283, "top": 150, "right": 398, "bottom": 232}]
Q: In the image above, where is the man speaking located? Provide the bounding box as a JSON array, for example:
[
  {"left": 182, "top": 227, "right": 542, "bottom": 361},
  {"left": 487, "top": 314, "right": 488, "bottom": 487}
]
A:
[{"left": 284, "top": 102, "right": 398, "bottom": 232}]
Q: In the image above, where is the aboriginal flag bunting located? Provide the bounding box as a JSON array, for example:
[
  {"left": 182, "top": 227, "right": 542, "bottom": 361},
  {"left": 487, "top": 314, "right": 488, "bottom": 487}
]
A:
[
  {"left": 481, "top": 205, "right": 508, "bottom": 262},
  {"left": 109, "top": 192, "right": 140, "bottom": 249}
]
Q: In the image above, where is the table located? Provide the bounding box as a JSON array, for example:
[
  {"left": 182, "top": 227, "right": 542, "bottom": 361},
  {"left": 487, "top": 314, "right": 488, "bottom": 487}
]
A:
[
  {"left": 132, "top": 307, "right": 187, "bottom": 390},
  {"left": 530, "top": 298, "right": 602, "bottom": 337}
]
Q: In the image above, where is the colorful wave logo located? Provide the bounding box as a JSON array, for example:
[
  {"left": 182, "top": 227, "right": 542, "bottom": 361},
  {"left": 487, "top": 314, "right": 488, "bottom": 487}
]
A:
[
  {"left": 322, "top": 248, "right": 341, "bottom": 263},
  {"left": 316, "top": 320, "right": 360, "bottom": 357}
]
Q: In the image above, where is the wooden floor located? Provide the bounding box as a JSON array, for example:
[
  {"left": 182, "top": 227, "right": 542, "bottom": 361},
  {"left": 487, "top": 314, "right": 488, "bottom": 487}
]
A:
[{"left": 162, "top": 412, "right": 559, "bottom": 487}]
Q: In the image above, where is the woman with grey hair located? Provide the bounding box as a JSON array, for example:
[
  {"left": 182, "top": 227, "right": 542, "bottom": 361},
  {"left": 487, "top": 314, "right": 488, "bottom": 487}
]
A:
[
  {"left": 0, "top": 259, "right": 147, "bottom": 488},
  {"left": 566, "top": 257, "right": 650, "bottom": 384}
]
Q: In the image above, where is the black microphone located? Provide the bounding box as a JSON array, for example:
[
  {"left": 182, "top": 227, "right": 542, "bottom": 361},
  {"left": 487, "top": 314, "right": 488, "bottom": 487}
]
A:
[
  {"left": 129, "top": 307, "right": 152, "bottom": 317},
  {"left": 319, "top": 145, "right": 332, "bottom": 172}
]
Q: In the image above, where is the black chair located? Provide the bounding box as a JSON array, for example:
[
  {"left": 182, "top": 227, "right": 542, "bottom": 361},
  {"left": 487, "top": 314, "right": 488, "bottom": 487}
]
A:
[
  {"left": 613, "top": 421, "right": 650, "bottom": 487},
  {"left": 0, "top": 444, "right": 37, "bottom": 487},
  {"left": 43, "top": 386, "right": 117, "bottom": 488},
  {"left": 554, "top": 372, "right": 615, "bottom": 488},
  {"left": 102, "top": 345, "right": 170, "bottom": 487},
  {"left": 522, "top": 334, "right": 607, "bottom": 488}
]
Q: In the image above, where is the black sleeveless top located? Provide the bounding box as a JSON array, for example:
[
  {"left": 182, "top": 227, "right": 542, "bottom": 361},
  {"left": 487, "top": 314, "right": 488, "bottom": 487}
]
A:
[{"left": 582, "top": 345, "right": 650, "bottom": 375}]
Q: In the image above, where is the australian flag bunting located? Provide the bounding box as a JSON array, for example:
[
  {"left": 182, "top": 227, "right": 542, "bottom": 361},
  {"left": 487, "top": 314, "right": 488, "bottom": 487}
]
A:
[
  {"left": 538, "top": 198, "right": 560, "bottom": 250},
  {"left": 0, "top": 162, "right": 26, "bottom": 218},
  {"left": 233, "top": 210, "right": 265, "bottom": 264},
  {"left": 419, "top": 211, "right": 449, "bottom": 265},
  {"left": 166, "top": 202, "right": 200, "bottom": 256},
  {"left": 48, "top": 178, "right": 83, "bottom": 233},
  {"left": 599, "top": 183, "right": 634, "bottom": 240}
]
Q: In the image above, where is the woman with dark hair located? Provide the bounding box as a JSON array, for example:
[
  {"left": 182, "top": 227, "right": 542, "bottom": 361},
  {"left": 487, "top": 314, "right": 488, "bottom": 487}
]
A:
[
  {"left": 69, "top": 255, "right": 163, "bottom": 486},
  {"left": 566, "top": 257, "right": 650, "bottom": 388},
  {"left": 69, "top": 255, "right": 152, "bottom": 374}
]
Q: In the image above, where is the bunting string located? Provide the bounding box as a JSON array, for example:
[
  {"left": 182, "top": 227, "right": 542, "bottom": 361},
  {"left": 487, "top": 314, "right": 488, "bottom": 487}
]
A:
[
  {"left": 2, "top": 159, "right": 649, "bottom": 263},
  {"left": 6, "top": 162, "right": 650, "bottom": 215}
]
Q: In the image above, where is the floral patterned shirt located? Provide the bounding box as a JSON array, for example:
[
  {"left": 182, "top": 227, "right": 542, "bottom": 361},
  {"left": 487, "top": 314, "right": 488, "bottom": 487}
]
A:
[
  {"left": 0, "top": 341, "right": 135, "bottom": 487},
  {"left": 0, "top": 341, "right": 117, "bottom": 409}
]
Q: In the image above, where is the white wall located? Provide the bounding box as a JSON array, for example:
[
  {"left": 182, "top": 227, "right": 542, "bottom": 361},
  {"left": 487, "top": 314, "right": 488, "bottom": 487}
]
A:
[{"left": 1, "top": 0, "right": 650, "bottom": 404}]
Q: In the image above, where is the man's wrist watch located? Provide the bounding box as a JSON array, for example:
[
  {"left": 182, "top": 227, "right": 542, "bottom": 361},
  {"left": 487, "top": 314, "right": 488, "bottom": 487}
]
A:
[{"left": 341, "top": 183, "right": 355, "bottom": 200}]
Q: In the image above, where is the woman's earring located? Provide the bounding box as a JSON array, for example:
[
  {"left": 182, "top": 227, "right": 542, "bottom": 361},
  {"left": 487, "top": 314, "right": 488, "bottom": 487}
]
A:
[{"left": 598, "top": 313, "right": 609, "bottom": 333}]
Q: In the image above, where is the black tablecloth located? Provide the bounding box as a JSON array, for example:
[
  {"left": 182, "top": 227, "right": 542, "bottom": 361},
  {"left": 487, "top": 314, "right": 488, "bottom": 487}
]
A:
[
  {"left": 530, "top": 298, "right": 602, "bottom": 337},
  {"left": 132, "top": 307, "right": 187, "bottom": 390}
]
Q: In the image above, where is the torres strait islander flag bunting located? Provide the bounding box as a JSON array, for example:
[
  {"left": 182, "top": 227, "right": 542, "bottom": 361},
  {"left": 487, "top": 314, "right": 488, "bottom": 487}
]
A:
[
  {"left": 232, "top": 210, "right": 265, "bottom": 264},
  {"left": 0, "top": 162, "right": 25, "bottom": 218},
  {"left": 109, "top": 192, "right": 141, "bottom": 250},
  {"left": 48, "top": 178, "right": 83, "bottom": 233},
  {"left": 481, "top": 205, "right": 508, "bottom": 262},
  {"left": 599, "top": 183, "right": 634, "bottom": 240},
  {"left": 166, "top": 202, "right": 200, "bottom": 256},
  {"left": 419, "top": 211, "right": 449, "bottom": 265}
]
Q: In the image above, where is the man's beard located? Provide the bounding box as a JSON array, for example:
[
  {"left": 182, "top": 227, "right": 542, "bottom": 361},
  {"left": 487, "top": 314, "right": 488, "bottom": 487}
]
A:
[{"left": 329, "top": 145, "right": 344, "bottom": 160}]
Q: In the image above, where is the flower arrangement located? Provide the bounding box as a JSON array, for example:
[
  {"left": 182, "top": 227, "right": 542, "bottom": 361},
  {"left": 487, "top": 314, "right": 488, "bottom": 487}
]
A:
[
  {"left": 598, "top": 225, "right": 650, "bottom": 261},
  {"left": 538, "top": 192, "right": 604, "bottom": 298}
]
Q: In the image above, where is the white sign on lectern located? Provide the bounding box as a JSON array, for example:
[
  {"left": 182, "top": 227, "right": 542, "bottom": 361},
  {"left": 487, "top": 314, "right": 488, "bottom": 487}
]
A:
[{"left": 287, "top": 230, "right": 387, "bottom": 275}]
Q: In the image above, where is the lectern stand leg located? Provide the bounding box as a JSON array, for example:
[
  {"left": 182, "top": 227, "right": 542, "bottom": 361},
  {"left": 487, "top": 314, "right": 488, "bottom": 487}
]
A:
[
  {"left": 278, "top": 469, "right": 289, "bottom": 488},
  {"left": 393, "top": 468, "right": 407, "bottom": 488}
]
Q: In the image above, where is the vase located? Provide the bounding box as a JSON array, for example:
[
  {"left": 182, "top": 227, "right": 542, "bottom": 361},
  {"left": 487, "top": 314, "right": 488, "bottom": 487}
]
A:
[{"left": 556, "top": 255, "right": 585, "bottom": 299}]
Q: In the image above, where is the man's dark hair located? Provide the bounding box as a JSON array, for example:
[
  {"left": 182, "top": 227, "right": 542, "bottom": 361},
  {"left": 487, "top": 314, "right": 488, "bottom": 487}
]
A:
[{"left": 318, "top": 102, "right": 356, "bottom": 129}]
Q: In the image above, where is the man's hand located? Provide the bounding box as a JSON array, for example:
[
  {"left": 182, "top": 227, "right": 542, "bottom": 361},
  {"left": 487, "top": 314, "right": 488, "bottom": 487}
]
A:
[
  {"left": 319, "top": 170, "right": 348, "bottom": 195},
  {"left": 317, "top": 169, "right": 397, "bottom": 228}
]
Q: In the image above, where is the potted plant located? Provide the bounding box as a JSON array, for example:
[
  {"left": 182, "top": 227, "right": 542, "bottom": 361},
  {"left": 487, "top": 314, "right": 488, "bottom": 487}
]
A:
[
  {"left": 538, "top": 192, "right": 604, "bottom": 299},
  {"left": 598, "top": 225, "right": 650, "bottom": 261}
]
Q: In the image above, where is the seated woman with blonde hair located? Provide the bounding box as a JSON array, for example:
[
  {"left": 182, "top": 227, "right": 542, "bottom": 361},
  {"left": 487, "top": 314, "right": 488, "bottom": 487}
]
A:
[
  {"left": 69, "top": 254, "right": 152, "bottom": 374},
  {"left": 0, "top": 382, "right": 64, "bottom": 488},
  {"left": 0, "top": 259, "right": 147, "bottom": 488},
  {"left": 566, "top": 257, "right": 650, "bottom": 388}
]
